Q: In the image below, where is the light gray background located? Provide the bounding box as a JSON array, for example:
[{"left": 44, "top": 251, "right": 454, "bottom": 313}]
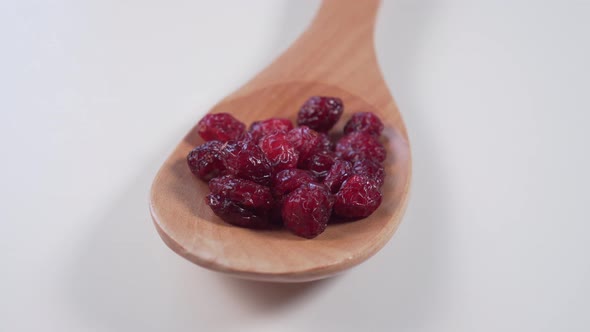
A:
[{"left": 1, "top": 0, "right": 589, "bottom": 331}]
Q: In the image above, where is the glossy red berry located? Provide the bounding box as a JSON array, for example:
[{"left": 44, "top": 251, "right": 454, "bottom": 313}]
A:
[
  {"left": 353, "top": 159, "right": 385, "bottom": 187},
  {"left": 272, "top": 169, "right": 316, "bottom": 197},
  {"left": 197, "top": 113, "right": 245, "bottom": 142},
  {"left": 186, "top": 140, "right": 225, "bottom": 181},
  {"left": 302, "top": 150, "right": 336, "bottom": 181},
  {"left": 258, "top": 132, "right": 299, "bottom": 173},
  {"left": 335, "top": 132, "right": 386, "bottom": 163},
  {"left": 286, "top": 126, "right": 323, "bottom": 166},
  {"left": 222, "top": 139, "right": 272, "bottom": 186},
  {"left": 249, "top": 118, "right": 294, "bottom": 142},
  {"left": 334, "top": 175, "right": 382, "bottom": 218},
  {"left": 282, "top": 183, "right": 334, "bottom": 238},
  {"left": 206, "top": 175, "right": 273, "bottom": 229},
  {"left": 297, "top": 96, "right": 343, "bottom": 132},
  {"left": 343, "top": 112, "right": 384, "bottom": 137},
  {"left": 323, "top": 159, "right": 353, "bottom": 194}
]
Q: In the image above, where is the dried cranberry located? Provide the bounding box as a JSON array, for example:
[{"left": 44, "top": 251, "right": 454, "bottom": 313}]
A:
[
  {"left": 207, "top": 194, "right": 270, "bottom": 229},
  {"left": 209, "top": 175, "right": 273, "bottom": 212},
  {"left": 353, "top": 159, "right": 385, "bottom": 187},
  {"left": 286, "top": 126, "right": 323, "bottom": 166},
  {"left": 297, "top": 96, "right": 343, "bottom": 132},
  {"left": 334, "top": 175, "right": 382, "bottom": 218},
  {"left": 186, "top": 140, "right": 225, "bottom": 181},
  {"left": 302, "top": 150, "right": 336, "bottom": 181},
  {"left": 206, "top": 175, "right": 273, "bottom": 229},
  {"left": 196, "top": 113, "right": 245, "bottom": 142},
  {"left": 222, "top": 139, "right": 272, "bottom": 186},
  {"left": 272, "top": 169, "right": 316, "bottom": 197},
  {"left": 282, "top": 183, "right": 334, "bottom": 238},
  {"left": 258, "top": 132, "right": 299, "bottom": 173},
  {"left": 249, "top": 118, "right": 294, "bottom": 142},
  {"left": 323, "top": 159, "right": 353, "bottom": 193},
  {"left": 335, "top": 132, "right": 386, "bottom": 163},
  {"left": 343, "top": 112, "right": 384, "bottom": 137},
  {"left": 319, "top": 133, "right": 334, "bottom": 151}
]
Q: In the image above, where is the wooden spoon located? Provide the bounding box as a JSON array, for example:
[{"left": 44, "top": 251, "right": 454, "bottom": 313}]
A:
[{"left": 150, "top": 0, "right": 411, "bottom": 282}]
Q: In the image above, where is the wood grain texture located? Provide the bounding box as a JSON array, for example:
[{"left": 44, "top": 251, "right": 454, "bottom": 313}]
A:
[{"left": 150, "top": 0, "right": 412, "bottom": 282}]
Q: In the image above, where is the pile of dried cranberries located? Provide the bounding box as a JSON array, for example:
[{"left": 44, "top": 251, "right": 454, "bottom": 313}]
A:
[{"left": 187, "top": 96, "right": 387, "bottom": 239}]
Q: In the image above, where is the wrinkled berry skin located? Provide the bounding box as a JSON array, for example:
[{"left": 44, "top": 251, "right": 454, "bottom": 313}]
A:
[
  {"left": 207, "top": 194, "right": 270, "bottom": 229},
  {"left": 249, "top": 118, "right": 294, "bottom": 142},
  {"left": 282, "top": 183, "right": 334, "bottom": 238},
  {"left": 207, "top": 175, "right": 273, "bottom": 229},
  {"left": 272, "top": 169, "right": 316, "bottom": 197},
  {"left": 319, "top": 133, "right": 334, "bottom": 151},
  {"left": 302, "top": 150, "right": 336, "bottom": 181},
  {"left": 286, "top": 126, "right": 323, "bottom": 166},
  {"left": 258, "top": 132, "right": 299, "bottom": 173},
  {"left": 297, "top": 96, "right": 343, "bottom": 132},
  {"left": 323, "top": 159, "right": 353, "bottom": 193},
  {"left": 186, "top": 140, "right": 225, "bottom": 181},
  {"left": 353, "top": 159, "right": 385, "bottom": 187},
  {"left": 336, "top": 132, "right": 386, "bottom": 163},
  {"left": 222, "top": 139, "right": 273, "bottom": 186},
  {"left": 343, "top": 112, "right": 384, "bottom": 137},
  {"left": 334, "top": 175, "right": 382, "bottom": 218},
  {"left": 197, "top": 113, "right": 246, "bottom": 142},
  {"left": 209, "top": 175, "right": 273, "bottom": 212}
]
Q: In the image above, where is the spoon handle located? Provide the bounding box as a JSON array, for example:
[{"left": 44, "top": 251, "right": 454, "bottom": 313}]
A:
[{"left": 233, "top": 0, "right": 387, "bottom": 105}]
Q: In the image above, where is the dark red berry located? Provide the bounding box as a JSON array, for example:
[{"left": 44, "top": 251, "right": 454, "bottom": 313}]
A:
[
  {"left": 323, "top": 159, "right": 353, "bottom": 193},
  {"left": 270, "top": 198, "right": 285, "bottom": 226},
  {"left": 297, "top": 96, "right": 343, "bottom": 132},
  {"left": 282, "top": 183, "right": 334, "bottom": 238},
  {"left": 272, "top": 169, "right": 316, "bottom": 197},
  {"left": 335, "top": 132, "right": 386, "bottom": 163},
  {"left": 222, "top": 139, "right": 272, "bottom": 186},
  {"left": 353, "top": 159, "right": 385, "bottom": 187},
  {"left": 186, "top": 140, "right": 225, "bottom": 181},
  {"left": 258, "top": 132, "right": 299, "bottom": 173},
  {"left": 302, "top": 150, "right": 336, "bottom": 181},
  {"left": 206, "top": 175, "right": 273, "bottom": 229},
  {"left": 207, "top": 194, "right": 270, "bottom": 229},
  {"left": 286, "top": 126, "right": 323, "bottom": 166},
  {"left": 197, "top": 113, "right": 246, "bottom": 142},
  {"left": 249, "top": 118, "right": 294, "bottom": 142},
  {"left": 343, "top": 112, "right": 384, "bottom": 137},
  {"left": 334, "top": 175, "right": 382, "bottom": 218},
  {"left": 319, "top": 133, "right": 334, "bottom": 151},
  {"left": 209, "top": 175, "right": 273, "bottom": 212}
]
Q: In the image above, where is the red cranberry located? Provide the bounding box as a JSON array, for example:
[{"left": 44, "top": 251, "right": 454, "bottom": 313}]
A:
[
  {"left": 272, "top": 169, "right": 316, "bottom": 197},
  {"left": 286, "top": 126, "right": 323, "bottom": 166},
  {"left": 297, "top": 96, "right": 343, "bottom": 132},
  {"left": 323, "top": 159, "right": 353, "bottom": 193},
  {"left": 335, "top": 132, "right": 386, "bottom": 163},
  {"left": 282, "top": 183, "right": 334, "bottom": 238},
  {"left": 197, "top": 113, "right": 245, "bottom": 142},
  {"left": 353, "top": 159, "right": 385, "bottom": 187},
  {"left": 206, "top": 175, "right": 274, "bottom": 229},
  {"left": 302, "top": 150, "right": 336, "bottom": 181},
  {"left": 186, "top": 140, "right": 225, "bottom": 181},
  {"left": 334, "top": 175, "right": 382, "bottom": 218},
  {"left": 207, "top": 194, "right": 270, "bottom": 229},
  {"left": 249, "top": 118, "right": 294, "bottom": 142},
  {"left": 258, "top": 132, "right": 299, "bottom": 173},
  {"left": 319, "top": 133, "right": 334, "bottom": 151},
  {"left": 222, "top": 139, "right": 272, "bottom": 186},
  {"left": 209, "top": 175, "right": 273, "bottom": 212},
  {"left": 343, "top": 112, "right": 384, "bottom": 137}
]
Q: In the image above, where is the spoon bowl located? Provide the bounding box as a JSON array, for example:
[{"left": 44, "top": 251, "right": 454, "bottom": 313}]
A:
[{"left": 150, "top": 0, "right": 411, "bottom": 282}]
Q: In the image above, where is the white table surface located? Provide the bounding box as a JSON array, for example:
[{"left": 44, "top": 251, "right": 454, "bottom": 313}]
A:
[{"left": 1, "top": 0, "right": 589, "bottom": 331}]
